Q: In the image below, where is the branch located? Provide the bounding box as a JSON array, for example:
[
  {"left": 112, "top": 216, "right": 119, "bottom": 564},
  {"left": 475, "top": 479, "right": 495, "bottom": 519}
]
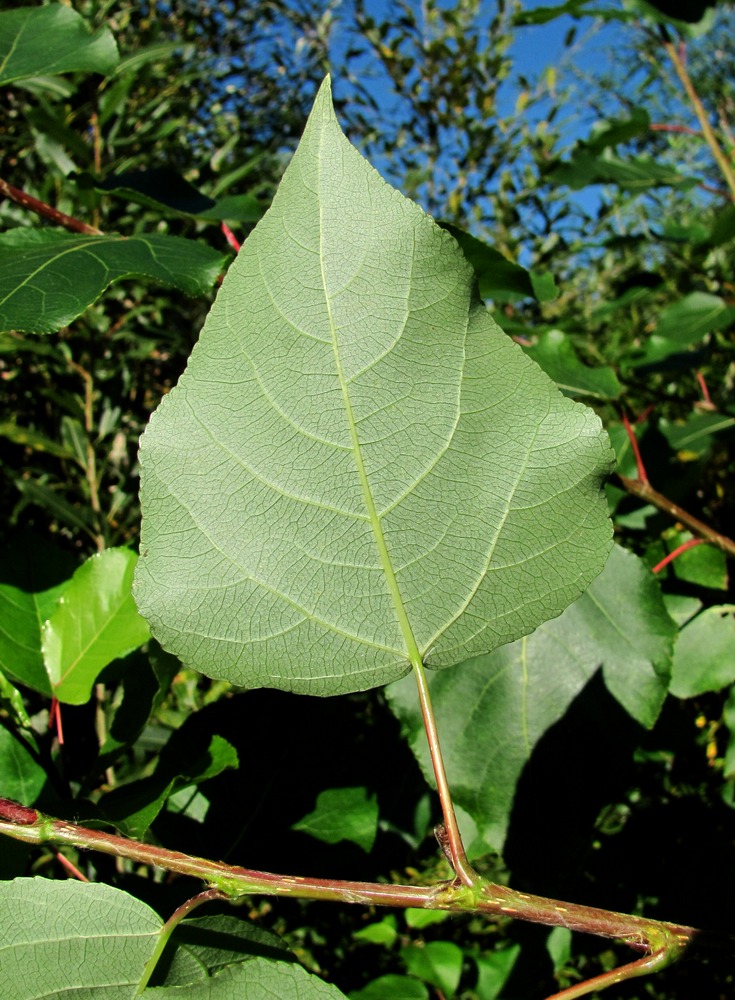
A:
[
  {"left": 0, "top": 796, "right": 723, "bottom": 1000},
  {"left": 659, "top": 34, "right": 735, "bottom": 201},
  {"left": 0, "top": 177, "right": 103, "bottom": 236},
  {"left": 614, "top": 473, "right": 735, "bottom": 560}
]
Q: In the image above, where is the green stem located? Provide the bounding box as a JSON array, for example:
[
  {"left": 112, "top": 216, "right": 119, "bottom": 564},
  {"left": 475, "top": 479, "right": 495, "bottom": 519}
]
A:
[
  {"left": 412, "top": 658, "right": 477, "bottom": 887},
  {"left": 134, "top": 889, "right": 223, "bottom": 996},
  {"left": 546, "top": 947, "right": 671, "bottom": 1000}
]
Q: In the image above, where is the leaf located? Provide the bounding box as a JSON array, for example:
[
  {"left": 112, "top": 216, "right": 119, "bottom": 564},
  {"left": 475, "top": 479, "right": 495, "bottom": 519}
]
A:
[
  {"left": 0, "top": 725, "right": 47, "bottom": 805},
  {"left": 292, "top": 787, "right": 379, "bottom": 852},
  {"left": 387, "top": 545, "right": 675, "bottom": 850},
  {"left": 0, "top": 5, "right": 119, "bottom": 87},
  {"left": 168, "top": 913, "right": 293, "bottom": 978},
  {"left": 401, "top": 941, "right": 464, "bottom": 997},
  {"left": 440, "top": 224, "right": 557, "bottom": 302},
  {"left": 548, "top": 152, "right": 696, "bottom": 192},
  {"left": 100, "top": 733, "right": 238, "bottom": 837},
  {"left": 0, "top": 878, "right": 161, "bottom": 999},
  {"left": 404, "top": 909, "right": 449, "bottom": 929},
  {"left": 135, "top": 76, "right": 613, "bottom": 698},
  {"left": 42, "top": 547, "right": 151, "bottom": 705},
  {"left": 0, "top": 229, "right": 226, "bottom": 334},
  {"left": 653, "top": 292, "right": 735, "bottom": 346},
  {"left": 353, "top": 915, "right": 399, "bottom": 945},
  {"left": 349, "top": 975, "right": 429, "bottom": 999},
  {"left": 0, "top": 532, "right": 76, "bottom": 696},
  {"left": 473, "top": 945, "right": 521, "bottom": 1000},
  {"left": 669, "top": 606, "right": 735, "bottom": 698},
  {"left": 145, "top": 957, "right": 348, "bottom": 998},
  {"left": 655, "top": 529, "right": 728, "bottom": 591},
  {"left": 522, "top": 330, "right": 622, "bottom": 400}
]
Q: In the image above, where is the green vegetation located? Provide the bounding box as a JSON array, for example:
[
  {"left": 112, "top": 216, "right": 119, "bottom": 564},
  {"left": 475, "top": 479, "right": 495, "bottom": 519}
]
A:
[{"left": 0, "top": 2, "right": 733, "bottom": 998}]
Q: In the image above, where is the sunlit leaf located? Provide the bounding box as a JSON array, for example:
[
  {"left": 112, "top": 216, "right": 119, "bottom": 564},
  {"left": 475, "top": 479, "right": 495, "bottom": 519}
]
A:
[
  {"left": 0, "top": 230, "right": 226, "bottom": 334},
  {"left": 669, "top": 606, "right": 735, "bottom": 698},
  {"left": 292, "top": 787, "right": 379, "bottom": 852},
  {"left": 0, "top": 5, "right": 118, "bottom": 87},
  {"left": 42, "top": 547, "right": 150, "bottom": 705},
  {"left": 136, "top": 77, "right": 613, "bottom": 697}
]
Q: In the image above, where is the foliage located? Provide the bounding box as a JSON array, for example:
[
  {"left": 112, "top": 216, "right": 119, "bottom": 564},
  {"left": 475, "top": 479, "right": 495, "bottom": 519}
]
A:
[{"left": 0, "top": 2, "right": 734, "bottom": 999}]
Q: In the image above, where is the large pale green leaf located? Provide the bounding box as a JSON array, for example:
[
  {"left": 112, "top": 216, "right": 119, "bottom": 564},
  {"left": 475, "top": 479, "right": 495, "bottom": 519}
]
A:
[
  {"left": 43, "top": 547, "right": 151, "bottom": 705},
  {"left": 387, "top": 545, "right": 675, "bottom": 850},
  {"left": 0, "top": 5, "right": 118, "bottom": 87},
  {"left": 0, "top": 229, "right": 226, "bottom": 334},
  {"left": 0, "top": 877, "right": 160, "bottom": 999},
  {"left": 135, "top": 76, "right": 613, "bottom": 697}
]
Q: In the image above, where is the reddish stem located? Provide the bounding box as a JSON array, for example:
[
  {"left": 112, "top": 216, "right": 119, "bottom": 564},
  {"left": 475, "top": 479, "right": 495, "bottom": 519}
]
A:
[
  {"left": 49, "top": 698, "right": 65, "bottom": 745},
  {"left": 696, "top": 371, "right": 714, "bottom": 408},
  {"left": 0, "top": 177, "right": 103, "bottom": 236},
  {"left": 56, "top": 851, "right": 90, "bottom": 882},
  {"left": 650, "top": 123, "right": 702, "bottom": 137},
  {"left": 621, "top": 412, "right": 649, "bottom": 484},
  {"left": 221, "top": 222, "right": 241, "bottom": 252},
  {"left": 652, "top": 537, "right": 707, "bottom": 574}
]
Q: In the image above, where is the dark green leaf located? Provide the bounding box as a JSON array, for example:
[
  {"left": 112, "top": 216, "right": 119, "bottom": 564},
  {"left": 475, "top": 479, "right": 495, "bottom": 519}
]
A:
[
  {"left": 0, "top": 5, "right": 118, "bottom": 87},
  {"left": 0, "top": 229, "right": 226, "bottom": 334},
  {"left": 654, "top": 292, "right": 735, "bottom": 346},
  {"left": 0, "top": 725, "right": 46, "bottom": 805},
  {"left": 387, "top": 545, "right": 675, "bottom": 850},
  {"left": 145, "top": 957, "right": 349, "bottom": 998},
  {"left": 441, "top": 224, "right": 557, "bottom": 302}
]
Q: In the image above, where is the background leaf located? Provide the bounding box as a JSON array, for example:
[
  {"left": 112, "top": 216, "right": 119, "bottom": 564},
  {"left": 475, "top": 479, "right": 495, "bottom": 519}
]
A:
[
  {"left": 0, "top": 230, "right": 226, "bottom": 334},
  {"left": 144, "top": 957, "right": 348, "bottom": 998},
  {"left": 42, "top": 547, "right": 150, "bottom": 705},
  {"left": 0, "top": 5, "right": 118, "bottom": 87},
  {"left": 522, "top": 329, "right": 622, "bottom": 399},
  {"left": 669, "top": 605, "right": 735, "bottom": 698},
  {"left": 292, "top": 787, "right": 379, "bottom": 852},
  {"left": 401, "top": 941, "right": 463, "bottom": 997},
  {"left": 0, "top": 725, "right": 46, "bottom": 805},
  {"left": 387, "top": 545, "right": 675, "bottom": 850},
  {"left": 136, "top": 76, "right": 613, "bottom": 698}
]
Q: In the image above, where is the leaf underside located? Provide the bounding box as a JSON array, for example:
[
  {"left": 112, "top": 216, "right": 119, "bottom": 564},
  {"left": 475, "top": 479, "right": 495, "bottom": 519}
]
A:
[{"left": 135, "top": 77, "right": 613, "bottom": 697}]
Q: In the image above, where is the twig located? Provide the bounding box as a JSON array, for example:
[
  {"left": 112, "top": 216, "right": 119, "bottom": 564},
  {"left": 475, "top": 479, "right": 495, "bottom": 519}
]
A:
[
  {"left": 621, "top": 412, "right": 649, "bottom": 484},
  {"left": 0, "top": 177, "right": 103, "bottom": 236},
  {"left": 660, "top": 30, "right": 735, "bottom": 200},
  {"left": 651, "top": 537, "right": 707, "bottom": 574},
  {"left": 615, "top": 473, "right": 735, "bottom": 559},
  {"left": 0, "top": 796, "right": 722, "bottom": 1000}
]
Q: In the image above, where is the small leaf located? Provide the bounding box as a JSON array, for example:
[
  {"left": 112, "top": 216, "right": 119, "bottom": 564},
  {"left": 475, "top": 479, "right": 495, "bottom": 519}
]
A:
[
  {"left": 0, "top": 229, "right": 226, "bottom": 334},
  {"left": 353, "top": 915, "right": 398, "bottom": 945},
  {"left": 388, "top": 545, "right": 675, "bottom": 850},
  {"left": 404, "top": 908, "right": 450, "bottom": 929},
  {"left": 169, "top": 913, "right": 293, "bottom": 977},
  {"left": 669, "top": 606, "right": 735, "bottom": 698},
  {"left": 0, "top": 5, "right": 118, "bottom": 87},
  {"left": 292, "top": 787, "right": 379, "bottom": 853},
  {"left": 42, "top": 547, "right": 150, "bottom": 705},
  {"left": 656, "top": 530, "right": 727, "bottom": 591},
  {"left": 349, "top": 975, "right": 429, "bottom": 999},
  {"left": 136, "top": 76, "right": 614, "bottom": 698},
  {"left": 473, "top": 945, "right": 521, "bottom": 1000},
  {"left": 402, "top": 941, "right": 464, "bottom": 997},
  {"left": 522, "top": 330, "right": 622, "bottom": 399}
]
